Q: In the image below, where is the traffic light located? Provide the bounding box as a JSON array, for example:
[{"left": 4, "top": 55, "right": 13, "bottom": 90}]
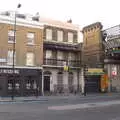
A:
[{"left": 84, "top": 64, "right": 88, "bottom": 73}]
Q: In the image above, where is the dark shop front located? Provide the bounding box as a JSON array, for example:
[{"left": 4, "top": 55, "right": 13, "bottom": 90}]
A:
[{"left": 0, "top": 67, "right": 42, "bottom": 97}]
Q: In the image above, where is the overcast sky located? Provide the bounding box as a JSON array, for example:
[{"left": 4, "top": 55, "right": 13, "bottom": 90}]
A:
[{"left": 0, "top": 0, "right": 120, "bottom": 30}]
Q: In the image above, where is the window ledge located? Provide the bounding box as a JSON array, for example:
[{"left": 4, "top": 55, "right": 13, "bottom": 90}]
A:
[
  {"left": 26, "top": 43, "right": 35, "bottom": 46},
  {"left": 8, "top": 41, "right": 16, "bottom": 44}
]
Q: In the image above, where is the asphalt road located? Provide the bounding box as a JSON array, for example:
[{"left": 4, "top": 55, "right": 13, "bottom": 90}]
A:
[{"left": 0, "top": 94, "right": 120, "bottom": 120}]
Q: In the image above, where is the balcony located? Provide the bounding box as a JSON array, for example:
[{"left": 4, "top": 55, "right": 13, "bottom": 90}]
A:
[
  {"left": 43, "top": 41, "right": 81, "bottom": 52},
  {"left": 43, "top": 58, "right": 81, "bottom": 68}
]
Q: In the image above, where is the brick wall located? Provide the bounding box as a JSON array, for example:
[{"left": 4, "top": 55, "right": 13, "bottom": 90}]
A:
[{"left": 0, "top": 23, "right": 43, "bottom": 66}]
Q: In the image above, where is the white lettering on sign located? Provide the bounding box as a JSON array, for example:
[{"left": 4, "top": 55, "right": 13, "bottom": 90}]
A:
[{"left": 0, "top": 69, "right": 19, "bottom": 74}]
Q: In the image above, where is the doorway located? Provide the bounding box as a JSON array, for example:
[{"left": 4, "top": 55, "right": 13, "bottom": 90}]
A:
[
  {"left": 0, "top": 76, "right": 5, "bottom": 96},
  {"left": 44, "top": 76, "right": 50, "bottom": 92},
  {"left": 85, "top": 75, "right": 101, "bottom": 93}
]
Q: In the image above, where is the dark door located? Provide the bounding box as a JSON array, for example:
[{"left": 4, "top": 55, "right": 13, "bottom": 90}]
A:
[
  {"left": 44, "top": 76, "right": 50, "bottom": 92},
  {"left": 85, "top": 75, "right": 101, "bottom": 93},
  {"left": 0, "top": 76, "right": 6, "bottom": 96}
]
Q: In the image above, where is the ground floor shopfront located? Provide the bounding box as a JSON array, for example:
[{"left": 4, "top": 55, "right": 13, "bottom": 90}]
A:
[
  {"left": 84, "top": 68, "right": 105, "bottom": 93},
  {"left": 0, "top": 66, "right": 42, "bottom": 97},
  {"left": 84, "top": 75, "right": 101, "bottom": 93},
  {"left": 43, "top": 67, "right": 105, "bottom": 94},
  {"left": 104, "top": 60, "right": 120, "bottom": 92},
  {"left": 43, "top": 67, "right": 82, "bottom": 94}
]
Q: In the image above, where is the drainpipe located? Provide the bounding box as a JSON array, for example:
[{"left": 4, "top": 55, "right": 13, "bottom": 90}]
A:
[
  {"left": 77, "top": 69, "right": 80, "bottom": 93},
  {"left": 81, "top": 67, "right": 85, "bottom": 94},
  {"left": 41, "top": 69, "right": 44, "bottom": 96}
]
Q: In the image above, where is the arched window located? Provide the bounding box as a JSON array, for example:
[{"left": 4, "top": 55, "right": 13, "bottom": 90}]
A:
[
  {"left": 68, "top": 72, "right": 74, "bottom": 93},
  {"left": 57, "top": 72, "right": 63, "bottom": 93},
  {"left": 68, "top": 72, "right": 73, "bottom": 86},
  {"left": 57, "top": 72, "right": 63, "bottom": 85}
]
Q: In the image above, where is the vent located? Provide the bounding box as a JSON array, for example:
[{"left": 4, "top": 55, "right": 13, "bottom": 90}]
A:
[{"left": 67, "top": 19, "right": 72, "bottom": 23}]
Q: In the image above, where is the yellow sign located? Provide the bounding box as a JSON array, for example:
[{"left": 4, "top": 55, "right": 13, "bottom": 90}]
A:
[
  {"left": 88, "top": 68, "right": 103, "bottom": 73},
  {"left": 64, "top": 66, "right": 69, "bottom": 71}
]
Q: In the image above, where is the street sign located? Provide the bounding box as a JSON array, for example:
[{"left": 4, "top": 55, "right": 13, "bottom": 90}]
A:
[
  {"left": 112, "top": 66, "right": 117, "bottom": 76},
  {"left": 87, "top": 68, "right": 104, "bottom": 75},
  {"left": 112, "top": 71, "right": 117, "bottom": 76},
  {"left": 64, "top": 66, "right": 69, "bottom": 71}
]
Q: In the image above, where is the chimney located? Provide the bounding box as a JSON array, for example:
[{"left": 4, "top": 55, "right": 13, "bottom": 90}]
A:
[{"left": 67, "top": 18, "right": 72, "bottom": 23}]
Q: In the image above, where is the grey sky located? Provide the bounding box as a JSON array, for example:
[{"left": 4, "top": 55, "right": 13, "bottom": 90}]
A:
[{"left": 0, "top": 0, "right": 120, "bottom": 30}]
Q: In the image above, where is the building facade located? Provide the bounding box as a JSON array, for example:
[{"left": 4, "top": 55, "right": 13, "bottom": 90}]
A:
[
  {"left": 82, "top": 22, "right": 105, "bottom": 93},
  {"left": 0, "top": 11, "right": 43, "bottom": 96},
  {"left": 103, "top": 25, "right": 120, "bottom": 92},
  {"left": 82, "top": 22, "right": 104, "bottom": 68},
  {"left": 39, "top": 18, "right": 82, "bottom": 94}
]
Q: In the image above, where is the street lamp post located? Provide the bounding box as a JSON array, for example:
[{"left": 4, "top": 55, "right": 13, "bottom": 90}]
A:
[
  {"left": 83, "top": 64, "right": 88, "bottom": 96},
  {"left": 12, "top": 3, "right": 21, "bottom": 100}
]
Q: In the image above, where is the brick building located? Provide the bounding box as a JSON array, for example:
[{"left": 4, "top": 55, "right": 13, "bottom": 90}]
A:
[
  {"left": 38, "top": 17, "right": 82, "bottom": 94},
  {"left": 103, "top": 25, "right": 120, "bottom": 92},
  {"left": 0, "top": 11, "right": 83, "bottom": 96},
  {"left": 82, "top": 22, "right": 104, "bottom": 93},
  {"left": 82, "top": 22, "right": 104, "bottom": 67},
  {"left": 0, "top": 11, "right": 43, "bottom": 96}
]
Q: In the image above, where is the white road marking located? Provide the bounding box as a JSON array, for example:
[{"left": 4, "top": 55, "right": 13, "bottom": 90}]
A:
[
  {"left": 48, "top": 100, "right": 120, "bottom": 110},
  {"left": 111, "top": 117, "right": 120, "bottom": 120}
]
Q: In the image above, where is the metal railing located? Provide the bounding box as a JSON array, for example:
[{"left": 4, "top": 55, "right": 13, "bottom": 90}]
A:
[
  {"left": 43, "top": 58, "right": 81, "bottom": 67},
  {"left": 53, "top": 84, "right": 78, "bottom": 94}
]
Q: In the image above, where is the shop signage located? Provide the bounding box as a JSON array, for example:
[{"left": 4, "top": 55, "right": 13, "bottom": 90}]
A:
[
  {"left": 88, "top": 68, "right": 103, "bottom": 73},
  {"left": 0, "top": 69, "right": 19, "bottom": 74}
]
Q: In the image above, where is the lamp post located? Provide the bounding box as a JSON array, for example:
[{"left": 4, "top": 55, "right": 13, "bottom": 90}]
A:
[
  {"left": 83, "top": 64, "right": 88, "bottom": 96},
  {"left": 12, "top": 3, "right": 21, "bottom": 100}
]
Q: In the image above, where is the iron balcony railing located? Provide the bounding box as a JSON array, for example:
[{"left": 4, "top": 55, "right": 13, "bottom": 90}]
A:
[{"left": 43, "top": 58, "right": 81, "bottom": 67}]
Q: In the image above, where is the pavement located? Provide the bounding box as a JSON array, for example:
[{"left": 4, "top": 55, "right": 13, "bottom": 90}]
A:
[{"left": 0, "top": 92, "right": 120, "bottom": 103}]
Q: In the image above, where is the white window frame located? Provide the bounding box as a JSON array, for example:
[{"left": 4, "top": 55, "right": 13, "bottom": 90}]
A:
[
  {"left": 7, "top": 50, "right": 16, "bottom": 65},
  {"left": 26, "top": 83, "right": 31, "bottom": 89},
  {"left": 46, "top": 29, "right": 52, "bottom": 40},
  {"left": 8, "top": 83, "right": 12, "bottom": 90},
  {"left": 68, "top": 52, "right": 75, "bottom": 60},
  {"left": 57, "top": 51, "right": 63, "bottom": 60},
  {"left": 15, "top": 83, "right": 20, "bottom": 90},
  {"left": 57, "top": 72, "right": 63, "bottom": 85},
  {"left": 57, "top": 30, "right": 63, "bottom": 42},
  {"left": 27, "top": 32, "right": 35, "bottom": 45},
  {"left": 33, "top": 81, "right": 37, "bottom": 89},
  {"left": 46, "top": 50, "right": 52, "bottom": 58},
  {"left": 68, "top": 32, "right": 73, "bottom": 43},
  {"left": 8, "top": 30, "right": 16, "bottom": 43},
  {"left": 26, "top": 52, "right": 34, "bottom": 66}
]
